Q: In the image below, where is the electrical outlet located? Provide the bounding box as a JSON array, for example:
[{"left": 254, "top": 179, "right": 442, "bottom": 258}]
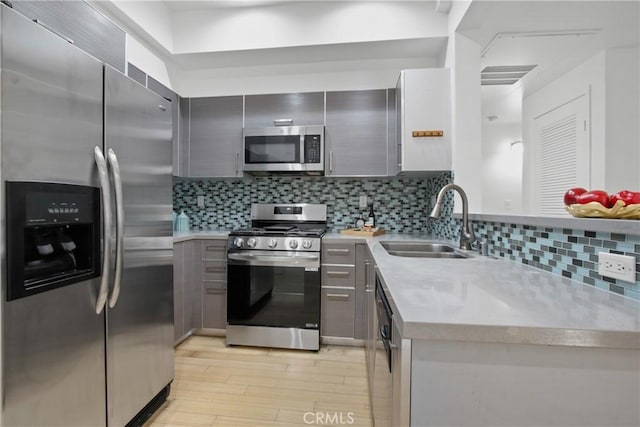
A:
[
  {"left": 197, "top": 195, "right": 205, "bottom": 208},
  {"left": 430, "top": 196, "right": 436, "bottom": 207},
  {"left": 598, "top": 252, "right": 636, "bottom": 283},
  {"left": 359, "top": 195, "right": 367, "bottom": 209},
  {"left": 504, "top": 200, "right": 512, "bottom": 211}
]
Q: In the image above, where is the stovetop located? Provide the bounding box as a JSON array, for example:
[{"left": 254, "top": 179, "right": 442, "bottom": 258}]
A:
[{"left": 230, "top": 226, "right": 326, "bottom": 238}]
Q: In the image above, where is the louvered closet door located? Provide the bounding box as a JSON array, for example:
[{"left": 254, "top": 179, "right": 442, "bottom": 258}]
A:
[{"left": 532, "top": 93, "right": 590, "bottom": 215}]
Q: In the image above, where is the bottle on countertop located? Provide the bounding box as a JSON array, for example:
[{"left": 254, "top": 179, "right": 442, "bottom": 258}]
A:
[
  {"left": 365, "top": 203, "right": 376, "bottom": 227},
  {"left": 177, "top": 211, "right": 190, "bottom": 232}
]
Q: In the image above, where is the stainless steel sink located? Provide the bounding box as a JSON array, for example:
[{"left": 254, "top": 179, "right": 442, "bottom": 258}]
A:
[{"left": 380, "top": 241, "right": 470, "bottom": 259}]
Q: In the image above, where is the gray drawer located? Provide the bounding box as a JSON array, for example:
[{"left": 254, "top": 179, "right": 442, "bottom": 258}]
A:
[
  {"left": 322, "top": 265, "right": 355, "bottom": 287},
  {"left": 202, "top": 285, "right": 226, "bottom": 329},
  {"left": 203, "top": 280, "right": 226, "bottom": 292},
  {"left": 321, "top": 287, "right": 355, "bottom": 338},
  {"left": 202, "top": 241, "right": 227, "bottom": 261},
  {"left": 322, "top": 243, "right": 356, "bottom": 265},
  {"left": 202, "top": 261, "right": 226, "bottom": 281}
]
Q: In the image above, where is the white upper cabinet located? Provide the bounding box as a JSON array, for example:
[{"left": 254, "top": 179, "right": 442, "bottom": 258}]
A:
[{"left": 396, "top": 68, "right": 452, "bottom": 174}]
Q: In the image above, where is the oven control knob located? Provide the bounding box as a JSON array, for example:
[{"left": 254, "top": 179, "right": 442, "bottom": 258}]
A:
[
  {"left": 246, "top": 238, "right": 257, "bottom": 248},
  {"left": 302, "top": 240, "right": 313, "bottom": 249},
  {"left": 289, "top": 240, "right": 299, "bottom": 249},
  {"left": 233, "top": 237, "right": 244, "bottom": 248},
  {"left": 267, "top": 239, "right": 278, "bottom": 248}
]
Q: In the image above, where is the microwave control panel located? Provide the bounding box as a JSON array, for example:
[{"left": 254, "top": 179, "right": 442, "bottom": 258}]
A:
[{"left": 304, "top": 135, "right": 321, "bottom": 164}]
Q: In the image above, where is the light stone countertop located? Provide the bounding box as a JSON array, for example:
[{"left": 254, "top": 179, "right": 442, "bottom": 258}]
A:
[
  {"left": 324, "top": 232, "right": 640, "bottom": 349},
  {"left": 178, "top": 230, "right": 640, "bottom": 349},
  {"left": 173, "top": 230, "right": 229, "bottom": 243}
]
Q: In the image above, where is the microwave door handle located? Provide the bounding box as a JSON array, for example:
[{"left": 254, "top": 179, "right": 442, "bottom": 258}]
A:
[
  {"left": 107, "top": 148, "right": 124, "bottom": 309},
  {"left": 94, "top": 146, "right": 111, "bottom": 315}
]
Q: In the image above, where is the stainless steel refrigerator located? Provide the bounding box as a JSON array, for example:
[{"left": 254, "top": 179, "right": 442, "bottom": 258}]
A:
[{"left": 0, "top": 5, "right": 174, "bottom": 426}]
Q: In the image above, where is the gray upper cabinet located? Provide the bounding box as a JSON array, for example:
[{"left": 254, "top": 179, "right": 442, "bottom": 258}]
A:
[
  {"left": 189, "top": 96, "right": 244, "bottom": 178},
  {"left": 244, "top": 92, "right": 324, "bottom": 128},
  {"left": 145, "top": 77, "right": 182, "bottom": 177},
  {"left": 127, "top": 62, "right": 146, "bottom": 87},
  {"left": 12, "top": 1, "right": 126, "bottom": 73},
  {"left": 325, "top": 89, "right": 388, "bottom": 176},
  {"left": 176, "top": 97, "right": 190, "bottom": 177}
]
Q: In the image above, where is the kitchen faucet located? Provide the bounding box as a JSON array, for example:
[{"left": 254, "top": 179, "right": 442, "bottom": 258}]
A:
[{"left": 430, "top": 184, "right": 477, "bottom": 250}]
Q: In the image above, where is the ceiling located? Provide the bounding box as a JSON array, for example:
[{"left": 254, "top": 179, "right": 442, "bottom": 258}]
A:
[
  {"left": 457, "top": 0, "right": 640, "bottom": 124},
  {"left": 173, "top": 37, "right": 447, "bottom": 69},
  {"left": 163, "top": 0, "right": 302, "bottom": 10},
  {"left": 114, "top": 1, "right": 450, "bottom": 70}
]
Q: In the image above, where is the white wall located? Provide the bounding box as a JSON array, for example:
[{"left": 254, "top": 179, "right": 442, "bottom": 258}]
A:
[
  {"left": 172, "top": 2, "right": 448, "bottom": 54},
  {"left": 443, "top": 1, "right": 482, "bottom": 214},
  {"left": 523, "top": 51, "right": 606, "bottom": 213},
  {"left": 177, "top": 57, "right": 436, "bottom": 97},
  {"left": 446, "top": 31, "right": 483, "bottom": 214},
  {"left": 523, "top": 46, "right": 639, "bottom": 213},
  {"left": 110, "top": 1, "right": 174, "bottom": 51},
  {"left": 481, "top": 122, "right": 523, "bottom": 213},
  {"left": 126, "top": 35, "right": 177, "bottom": 90},
  {"left": 604, "top": 46, "right": 640, "bottom": 190}
]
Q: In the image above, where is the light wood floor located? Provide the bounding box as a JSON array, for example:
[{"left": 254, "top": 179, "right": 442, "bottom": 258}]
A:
[{"left": 145, "top": 336, "right": 373, "bottom": 427}]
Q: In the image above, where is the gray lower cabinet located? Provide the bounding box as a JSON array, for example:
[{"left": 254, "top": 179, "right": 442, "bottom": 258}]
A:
[
  {"left": 173, "top": 242, "right": 185, "bottom": 342},
  {"left": 321, "top": 243, "right": 357, "bottom": 338},
  {"left": 11, "top": 0, "right": 126, "bottom": 73},
  {"left": 354, "top": 244, "right": 368, "bottom": 340},
  {"left": 321, "top": 288, "right": 355, "bottom": 337},
  {"left": 325, "top": 89, "right": 389, "bottom": 176},
  {"left": 199, "top": 240, "right": 227, "bottom": 329},
  {"left": 173, "top": 240, "right": 197, "bottom": 342},
  {"left": 189, "top": 96, "right": 243, "bottom": 177},
  {"left": 364, "top": 246, "right": 377, "bottom": 389},
  {"left": 177, "top": 97, "right": 190, "bottom": 177},
  {"left": 244, "top": 92, "right": 324, "bottom": 128},
  {"left": 174, "top": 239, "right": 228, "bottom": 343}
]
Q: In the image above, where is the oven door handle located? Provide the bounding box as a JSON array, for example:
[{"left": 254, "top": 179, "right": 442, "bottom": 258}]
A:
[{"left": 228, "top": 252, "right": 320, "bottom": 268}]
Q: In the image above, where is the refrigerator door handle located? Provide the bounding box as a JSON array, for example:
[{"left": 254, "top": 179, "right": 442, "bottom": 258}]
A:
[
  {"left": 94, "top": 146, "right": 112, "bottom": 314},
  {"left": 107, "top": 148, "right": 124, "bottom": 308}
]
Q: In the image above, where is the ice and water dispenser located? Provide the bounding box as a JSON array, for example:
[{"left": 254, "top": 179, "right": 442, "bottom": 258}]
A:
[{"left": 5, "top": 182, "right": 101, "bottom": 300}]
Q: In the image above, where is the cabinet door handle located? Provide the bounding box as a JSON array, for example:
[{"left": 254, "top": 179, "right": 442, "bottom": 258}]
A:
[
  {"left": 205, "top": 287, "right": 226, "bottom": 295},
  {"left": 329, "top": 151, "right": 334, "bottom": 173},
  {"left": 327, "top": 248, "right": 350, "bottom": 255},
  {"left": 326, "top": 293, "right": 350, "bottom": 300},
  {"left": 364, "top": 260, "right": 370, "bottom": 285},
  {"left": 326, "top": 271, "right": 350, "bottom": 277},
  {"left": 205, "top": 267, "right": 225, "bottom": 273},
  {"left": 205, "top": 245, "right": 224, "bottom": 251},
  {"left": 235, "top": 152, "right": 240, "bottom": 175},
  {"left": 33, "top": 19, "right": 74, "bottom": 44}
]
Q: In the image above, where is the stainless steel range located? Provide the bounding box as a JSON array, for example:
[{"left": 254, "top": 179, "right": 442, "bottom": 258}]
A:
[{"left": 226, "top": 203, "right": 327, "bottom": 351}]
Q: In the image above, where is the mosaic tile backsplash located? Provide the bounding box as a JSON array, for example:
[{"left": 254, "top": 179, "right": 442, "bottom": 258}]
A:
[
  {"left": 174, "top": 173, "right": 639, "bottom": 301},
  {"left": 434, "top": 219, "right": 640, "bottom": 301},
  {"left": 173, "top": 173, "right": 453, "bottom": 233}
]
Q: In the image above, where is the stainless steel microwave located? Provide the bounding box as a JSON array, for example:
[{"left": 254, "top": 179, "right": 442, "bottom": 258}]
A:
[{"left": 243, "top": 125, "right": 324, "bottom": 174}]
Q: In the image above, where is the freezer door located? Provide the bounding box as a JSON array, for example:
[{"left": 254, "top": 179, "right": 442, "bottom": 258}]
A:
[
  {"left": 1, "top": 6, "right": 106, "bottom": 427},
  {"left": 104, "top": 66, "right": 174, "bottom": 427},
  {"left": 0, "top": 5, "right": 103, "bottom": 185}
]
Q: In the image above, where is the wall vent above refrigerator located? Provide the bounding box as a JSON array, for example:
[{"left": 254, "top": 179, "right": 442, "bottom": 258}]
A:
[{"left": 481, "top": 65, "right": 537, "bottom": 85}]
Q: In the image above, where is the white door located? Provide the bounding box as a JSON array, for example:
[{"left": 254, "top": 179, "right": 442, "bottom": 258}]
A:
[{"left": 531, "top": 92, "right": 590, "bottom": 215}]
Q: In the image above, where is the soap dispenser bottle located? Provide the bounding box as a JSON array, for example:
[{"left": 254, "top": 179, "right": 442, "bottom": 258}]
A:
[{"left": 177, "top": 211, "right": 190, "bottom": 232}]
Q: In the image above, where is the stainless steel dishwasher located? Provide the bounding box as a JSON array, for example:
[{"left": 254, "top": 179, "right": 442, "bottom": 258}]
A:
[{"left": 372, "top": 275, "right": 393, "bottom": 426}]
